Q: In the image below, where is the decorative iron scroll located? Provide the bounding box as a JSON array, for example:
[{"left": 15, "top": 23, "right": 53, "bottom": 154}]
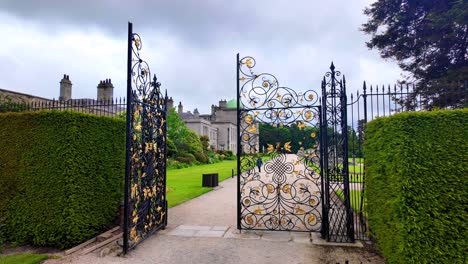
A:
[
  {"left": 124, "top": 22, "right": 167, "bottom": 254},
  {"left": 321, "top": 63, "right": 354, "bottom": 242},
  {"left": 237, "top": 55, "right": 323, "bottom": 232}
]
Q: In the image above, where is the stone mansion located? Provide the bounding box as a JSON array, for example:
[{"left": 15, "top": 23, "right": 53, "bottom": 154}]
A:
[{"left": 168, "top": 98, "right": 238, "bottom": 154}]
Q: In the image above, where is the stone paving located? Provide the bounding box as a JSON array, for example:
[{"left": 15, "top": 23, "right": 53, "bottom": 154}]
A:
[
  {"left": 45, "top": 176, "right": 382, "bottom": 264},
  {"left": 161, "top": 224, "right": 363, "bottom": 247}
]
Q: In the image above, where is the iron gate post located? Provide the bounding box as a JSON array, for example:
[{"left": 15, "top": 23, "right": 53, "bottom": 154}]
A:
[
  {"left": 340, "top": 76, "right": 355, "bottom": 242},
  {"left": 320, "top": 77, "right": 330, "bottom": 240},
  {"left": 236, "top": 53, "right": 241, "bottom": 231},
  {"left": 123, "top": 21, "right": 133, "bottom": 255}
]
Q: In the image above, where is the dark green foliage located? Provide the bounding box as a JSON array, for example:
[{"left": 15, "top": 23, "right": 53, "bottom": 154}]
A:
[
  {"left": 166, "top": 138, "right": 177, "bottom": 158},
  {"left": 0, "top": 111, "right": 125, "bottom": 249},
  {"left": 362, "top": 0, "right": 467, "bottom": 108},
  {"left": 259, "top": 123, "right": 319, "bottom": 153},
  {"left": 175, "top": 153, "right": 196, "bottom": 164},
  {"left": 364, "top": 109, "right": 468, "bottom": 263},
  {"left": 194, "top": 152, "right": 209, "bottom": 164},
  {"left": 200, "top": 135, "right": 210, "bottom": 153}
]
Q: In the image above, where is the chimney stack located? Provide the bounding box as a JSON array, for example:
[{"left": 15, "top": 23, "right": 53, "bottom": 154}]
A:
[
  {"left": 59, "top": 74, "right": 72, "bottom": 102},
  {"left": 97, "top": 78, "right": 114, "bottom": 101},
  {"left": 219, "top": 99, "right": 227, "bottom": 108},
  {"left": 167, "top": 97, "right": 174, "bottom": 109},
  {"left": 194, "top": 108, "right": 199, "bottom": 118},
  {"left": 178, "top": 101, "right": 183, "bottom": 114}
]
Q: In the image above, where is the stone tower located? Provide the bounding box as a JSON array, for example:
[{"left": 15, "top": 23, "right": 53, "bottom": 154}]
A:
[
  {"left": 97, "top": 79, "right": 114, "bottom": 102},
  {"left": 59, "top": 74, "right": 72, "bottom": 102}
]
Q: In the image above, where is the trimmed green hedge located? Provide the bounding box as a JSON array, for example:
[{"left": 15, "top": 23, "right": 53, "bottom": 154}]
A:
[
  {"left": 0, "top": 111, "right": 125, "bottom": 249},
  {"left": 364, "top": 109, "right": 468, "bottom": 263}
]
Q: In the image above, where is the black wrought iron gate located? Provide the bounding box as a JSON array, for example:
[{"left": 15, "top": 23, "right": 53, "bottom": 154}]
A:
[
  {"left": 237, "top": 55, "right": 323, "bottom": 232},
  {"left": 123, "top": 22, "right": 168, "bottom": 254},
  {"left": 237, "top": 54, "right": 356, "bottom": 242}
]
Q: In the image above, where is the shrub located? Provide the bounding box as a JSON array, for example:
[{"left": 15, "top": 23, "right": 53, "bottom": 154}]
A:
[
  {"left": 226, "top": 155, "right": 236, "bottom": 160},
  {"left": 0, "top": 111, "right": 125, "bottom": 249},
  {"left": 194, "top": 152, "right": 209, "bottom": 163},
  {"left": 364, "top": 109, "right": 467, "bottom": 263},
  {"left": 166, "top": 138, "right": 178, "bottom": 158},
  {"left": 226, "top": 150, "right": 234, "bottom": 157},
  {"left": 175, "top": 152, "right": 196, "bottom": 164},
  {"left": 167, "top": 159, "right": 189, "bottom": 169}
]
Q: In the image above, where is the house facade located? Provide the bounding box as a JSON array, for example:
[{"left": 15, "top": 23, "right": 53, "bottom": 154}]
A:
[{"left": 169, "top": 98, "right": 240, "bottom": 154}]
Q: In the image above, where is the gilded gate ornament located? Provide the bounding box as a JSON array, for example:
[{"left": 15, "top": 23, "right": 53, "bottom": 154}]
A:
[
  {"left": 237, "top": 55, "right": 323, "bottom": 232},
  {"left": 124, "top": 23, "right": 168, "bottom": 254}
]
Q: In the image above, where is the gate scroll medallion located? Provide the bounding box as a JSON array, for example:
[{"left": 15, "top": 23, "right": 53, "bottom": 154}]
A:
[
  {"left": 123, "top": 23, "right": 168, "bottom": 254},
  {"left": 237, "top": 54, "right": 323, "bottom": 232}
]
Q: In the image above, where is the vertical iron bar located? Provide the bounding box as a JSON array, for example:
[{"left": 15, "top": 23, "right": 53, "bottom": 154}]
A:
[
  {"left": 320, "top": 77, "right": 329, "bottom": 240},
  {"left": 341, "top": 76, "right": 354, "bottom": 242},
  {"left": 123, "top": 21, "right": 133, "bottom": 255},
  {"left": 236, "top": 53, "right": 241, "bottom": 231},
  {"left": 163, "top": 91, "right": 168, "bottom": 227},
  {"left": 387, "top": 85, "right": 391, "bottom": 115}
]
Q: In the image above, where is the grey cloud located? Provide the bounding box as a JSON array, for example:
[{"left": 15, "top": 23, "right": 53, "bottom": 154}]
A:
[{"left": 0, "top": 0, "right": 402, "bottom": 114}]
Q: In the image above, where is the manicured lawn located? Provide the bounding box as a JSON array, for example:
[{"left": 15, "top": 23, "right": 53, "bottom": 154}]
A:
[
  {"left": 349, "top": 157, "right": 364, "bottom": 164},
  {"left": 167, "top": 160, "right": 236, "bottom": 207},
  {"left": 349, "top": 164, "right": 363, "bottom": 173},
  {"left": 0, "top": 253, "right": 48, "bottom": 264},
  {"left": 335, "top": 189, "right": 367, "bottom": 217}
]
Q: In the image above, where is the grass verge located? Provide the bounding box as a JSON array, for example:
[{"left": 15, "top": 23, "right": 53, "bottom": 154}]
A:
[
  {"left": 335, "top": 189, "right": 367, "bottom": 217},
  {"left": 167, "top": 160, "right": 236, "bottom": 207},
  {"left": 0, "top": 253, "right": 48, "bottom": 264}
]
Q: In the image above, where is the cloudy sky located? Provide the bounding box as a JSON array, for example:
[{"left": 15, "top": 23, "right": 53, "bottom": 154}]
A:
[{"left": 0, "top": 0, "right": 402, "bottom": 114}]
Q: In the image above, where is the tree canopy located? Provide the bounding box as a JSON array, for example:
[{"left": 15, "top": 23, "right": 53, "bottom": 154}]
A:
[{"left": 362, "top": 0, "right": 467, "bottom": 108}]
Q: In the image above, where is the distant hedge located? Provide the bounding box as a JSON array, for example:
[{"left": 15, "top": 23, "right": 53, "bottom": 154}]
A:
[
  {"left": 364, "top": 109, "right": 468, "bottom": 263},
  {"left": 0, "top": 111, "right": 125, "bottom": 249}
]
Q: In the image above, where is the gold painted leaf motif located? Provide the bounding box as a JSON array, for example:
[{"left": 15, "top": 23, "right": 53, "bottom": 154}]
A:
[
  {"left": 244, "top": 115, "right": 253, "bottom": 124},
  {"left": 243, "top": 199, "right": 251, "bottom": 206},
  {"left": 308, "top": 94, "right": 314, "bottom": 100},
  {"left": 310, "top": 132, "right": 316, "bottom": 138},
  {"left": 304, "top": 111, "right": 312, "bottom": 120},
  {"left": 267, "top": 144, "right": 275, "bottom": 154},
  {"left": 282, "top": 184, "right": 291, "bottom": 194},
  {"left": 246, "top": 215, "right": 254, "bottom": 225},
  {"left": 295, "top": 207, "right": 306, "bottom": 214},
  {"left": 239, "top": 77, "right": 246, "bottom": 81},
  {"left": 308, "top": 214, "right": 316, "bottom": 224},
  {"left": 297, "top": 122, "right": 306, "bottom": 130},
  {"left": 243, "top": 134, "right": 250, "bottom": 141},
  {"left": 284, "top": 142, "right": 292, "bottom": 152},
  {"left": 254, "top": 207, "right": 262, "bottom": 215},
  {"left": 247, "top": 125, "right": 257, "bottom": 134},
  {"left": 310, "top": 199, "right": 317, "bottom": 206}
]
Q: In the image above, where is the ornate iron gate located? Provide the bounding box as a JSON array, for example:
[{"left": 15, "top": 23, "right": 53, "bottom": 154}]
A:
[
  {"left": 236, "top": 55, "right": 356, "bottom": 242},
  {"left": 123, "top": 22, "right": 168, "bottom": 254},
  {"left": 237, "top": 54, "right": 323, "bottom": 232},
  {"left": 321, "top": 63, "right": 354, "bottom": 242}
]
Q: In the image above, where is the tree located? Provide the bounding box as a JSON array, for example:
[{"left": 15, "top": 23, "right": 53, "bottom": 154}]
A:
[
  {"left": 167, "top": 108, "right": 188, "bottom": 142},
  {"left": 200, "top": 135, "right": 210, "bottom": 153},
  {"left": 362, "top": 0, "right": 467, "bottom": 108}
]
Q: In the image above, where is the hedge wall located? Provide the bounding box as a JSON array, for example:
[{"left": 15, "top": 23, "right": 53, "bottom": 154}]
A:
[
  {"left": 0, "top": 111, "right": 125, "bottom": 248},
  {"left": 364, "top": 109, "right": 467, "bottom": 263}
]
